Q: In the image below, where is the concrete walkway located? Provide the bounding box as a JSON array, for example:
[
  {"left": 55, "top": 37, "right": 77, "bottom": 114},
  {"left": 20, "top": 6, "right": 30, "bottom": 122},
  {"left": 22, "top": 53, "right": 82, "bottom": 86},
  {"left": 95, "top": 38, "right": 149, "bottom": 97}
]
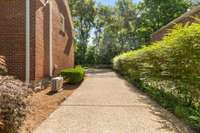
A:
[{"left": 34, "top": 69, "right": 193, "bottom": 133}]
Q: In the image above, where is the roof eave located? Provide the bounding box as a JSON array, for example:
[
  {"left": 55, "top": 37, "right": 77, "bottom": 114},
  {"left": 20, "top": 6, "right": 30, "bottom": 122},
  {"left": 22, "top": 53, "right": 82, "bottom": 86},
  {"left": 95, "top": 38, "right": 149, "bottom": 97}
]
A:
[{"left": 152, "top": 5, "right": 200, "bottom": 36}]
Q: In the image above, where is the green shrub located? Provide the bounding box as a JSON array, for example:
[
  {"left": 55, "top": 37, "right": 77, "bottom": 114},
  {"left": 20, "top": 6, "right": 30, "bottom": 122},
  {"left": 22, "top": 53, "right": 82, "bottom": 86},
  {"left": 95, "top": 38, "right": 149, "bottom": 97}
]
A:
[
  {"left": 61, "top": 66, "right": 86, "bottom": 84},
  {"left": 113, "top": 23, "right": 200, "bottom": 130},
  {"left": 0, "top": 66, "right": 7, "bottom": 76}
]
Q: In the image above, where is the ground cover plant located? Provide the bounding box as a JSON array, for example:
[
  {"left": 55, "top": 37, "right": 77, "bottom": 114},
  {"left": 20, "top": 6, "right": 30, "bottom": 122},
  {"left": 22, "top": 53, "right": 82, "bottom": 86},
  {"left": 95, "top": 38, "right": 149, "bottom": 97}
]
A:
[
  {"left": 0, "top": 68, "right": 7, "bottom": 76},
  {"left": 113, "top": 22, "right": 200, "bottom": 131},
  {"left": 61, "top": 66, "right": 86, "bottom": 84}
]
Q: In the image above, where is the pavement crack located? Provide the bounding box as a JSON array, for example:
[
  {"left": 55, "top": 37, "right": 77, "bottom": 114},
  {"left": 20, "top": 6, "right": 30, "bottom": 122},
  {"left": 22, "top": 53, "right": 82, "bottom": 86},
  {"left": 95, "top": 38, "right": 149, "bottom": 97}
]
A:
[{"left": 61, "top": 104, "right": 149, "bottom": 108}]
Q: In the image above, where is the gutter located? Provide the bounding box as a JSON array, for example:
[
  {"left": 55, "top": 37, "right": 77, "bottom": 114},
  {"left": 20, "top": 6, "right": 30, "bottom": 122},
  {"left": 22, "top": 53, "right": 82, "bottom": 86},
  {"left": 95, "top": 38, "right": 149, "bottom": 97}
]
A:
[
  {"left": 25, "top": 0, "right": 30, "bottom": 84},
  {"left": 42, "top": 0, "right": 53, "bottom": 77}
]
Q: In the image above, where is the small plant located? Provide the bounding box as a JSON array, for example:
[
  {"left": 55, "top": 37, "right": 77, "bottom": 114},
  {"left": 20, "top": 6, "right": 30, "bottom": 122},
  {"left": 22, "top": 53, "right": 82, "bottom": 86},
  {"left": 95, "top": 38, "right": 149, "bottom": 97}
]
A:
[
  {"left": 0, "top": 66, "right": 7, "bottom": 76},
  {"left": 61, "top": 66, "right": 86, "bottom": 84}
]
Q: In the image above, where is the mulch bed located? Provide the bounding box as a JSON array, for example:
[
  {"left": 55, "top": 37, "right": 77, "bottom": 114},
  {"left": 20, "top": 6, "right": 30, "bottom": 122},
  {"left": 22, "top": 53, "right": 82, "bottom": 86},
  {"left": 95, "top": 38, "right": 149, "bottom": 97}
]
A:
[{"left": 19, "top": 84, "right": 79, "bottom": 133}]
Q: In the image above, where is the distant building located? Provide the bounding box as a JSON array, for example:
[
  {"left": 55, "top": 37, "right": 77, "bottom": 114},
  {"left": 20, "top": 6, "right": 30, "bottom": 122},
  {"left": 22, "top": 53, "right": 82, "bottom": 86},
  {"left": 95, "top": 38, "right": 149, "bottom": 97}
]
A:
[
  {"left": 151, "top": 6, "right": 200, "bottom": 42},
  {"left": 0, "top": 0, "right": 74, "bottom": 83}
]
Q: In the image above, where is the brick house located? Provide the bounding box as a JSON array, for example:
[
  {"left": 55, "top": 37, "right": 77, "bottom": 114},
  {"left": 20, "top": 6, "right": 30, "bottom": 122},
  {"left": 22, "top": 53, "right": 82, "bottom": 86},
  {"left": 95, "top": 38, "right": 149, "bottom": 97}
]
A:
[
  {"left": 0, "top": 0, "right": 74, "bottom": 83},
  {"left": 151, "top": 6, "right": 200, "bottom": 42}
]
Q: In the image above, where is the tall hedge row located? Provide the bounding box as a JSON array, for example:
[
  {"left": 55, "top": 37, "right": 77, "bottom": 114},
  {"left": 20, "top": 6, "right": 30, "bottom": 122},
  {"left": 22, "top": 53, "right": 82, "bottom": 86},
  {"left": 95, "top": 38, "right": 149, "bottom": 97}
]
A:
[{"left": 113, "top": 23, "right": 200, "bottom": 130}]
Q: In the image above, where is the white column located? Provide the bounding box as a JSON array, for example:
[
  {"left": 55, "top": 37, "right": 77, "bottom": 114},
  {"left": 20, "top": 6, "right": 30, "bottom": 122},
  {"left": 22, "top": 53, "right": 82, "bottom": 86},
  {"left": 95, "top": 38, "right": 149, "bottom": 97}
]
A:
[
  {"left": 25, "top": 0, "right": 30, "bottom": 84},
  {"left": 49, "top": 0, "right": 53, "bottom": 77}
]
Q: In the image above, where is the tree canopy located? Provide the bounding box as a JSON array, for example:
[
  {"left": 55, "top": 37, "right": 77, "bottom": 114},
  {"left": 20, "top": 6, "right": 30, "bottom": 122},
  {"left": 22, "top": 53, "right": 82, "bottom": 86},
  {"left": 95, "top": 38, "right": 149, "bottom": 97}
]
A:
[{"left": 68, "top": 0, "right": 193, "bottom": 65}]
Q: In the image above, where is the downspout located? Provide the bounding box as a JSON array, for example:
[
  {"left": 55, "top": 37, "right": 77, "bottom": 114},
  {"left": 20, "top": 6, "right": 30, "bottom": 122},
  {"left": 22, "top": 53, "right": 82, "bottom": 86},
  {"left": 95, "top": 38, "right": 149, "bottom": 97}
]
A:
[
  {"left": 25, "top": 0, "right": 30, "bottom": 84},
  {"left": 49, "top": 0, "right": 53, "bottom": 77}
]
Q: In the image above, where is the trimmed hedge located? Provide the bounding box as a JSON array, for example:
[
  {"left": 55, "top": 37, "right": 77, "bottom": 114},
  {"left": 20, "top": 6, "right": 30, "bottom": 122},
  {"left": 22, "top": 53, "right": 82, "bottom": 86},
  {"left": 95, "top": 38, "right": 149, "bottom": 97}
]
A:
[
  {"left": 113, "top": 23, "right": 200, "bottom": 130},
  {"left": 61, "top": 66, "right": 85, "bottom": 84}
]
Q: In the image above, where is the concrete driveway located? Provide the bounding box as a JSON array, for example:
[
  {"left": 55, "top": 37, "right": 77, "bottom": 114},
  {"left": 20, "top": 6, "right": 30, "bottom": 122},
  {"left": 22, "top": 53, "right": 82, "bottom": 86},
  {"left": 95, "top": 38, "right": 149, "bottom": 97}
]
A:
[{"left": 34, "top": 69, "right": 193, "bottom": 133}]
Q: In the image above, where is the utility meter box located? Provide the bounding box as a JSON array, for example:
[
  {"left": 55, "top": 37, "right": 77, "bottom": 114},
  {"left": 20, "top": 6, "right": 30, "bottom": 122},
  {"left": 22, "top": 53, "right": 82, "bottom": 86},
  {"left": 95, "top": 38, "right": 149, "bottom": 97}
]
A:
[{"left": 51, "top": 77, "right": 63, "bottom": 92}]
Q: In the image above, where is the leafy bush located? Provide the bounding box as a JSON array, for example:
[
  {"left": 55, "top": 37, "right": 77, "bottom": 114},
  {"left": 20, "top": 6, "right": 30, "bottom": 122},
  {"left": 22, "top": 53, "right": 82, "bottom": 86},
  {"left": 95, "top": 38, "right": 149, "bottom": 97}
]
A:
[
  {"left": 0, "top": 66, "right": 7, "bottom": 76},
  {"left": 0, "top": 76, "right": 32, "bottom": 133},
  {"left": 61, "top": 66, "right": 86, "bottom": 84},
  {"left": 113, "top": 23, "right": 200, "bottom": 130}
]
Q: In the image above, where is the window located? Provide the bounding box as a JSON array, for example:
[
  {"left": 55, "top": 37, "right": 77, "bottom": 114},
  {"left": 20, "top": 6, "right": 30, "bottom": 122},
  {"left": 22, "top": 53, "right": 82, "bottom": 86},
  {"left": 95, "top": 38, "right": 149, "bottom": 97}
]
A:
[{"left": 60, "top": 14, "right": 65, "bottom": 32}]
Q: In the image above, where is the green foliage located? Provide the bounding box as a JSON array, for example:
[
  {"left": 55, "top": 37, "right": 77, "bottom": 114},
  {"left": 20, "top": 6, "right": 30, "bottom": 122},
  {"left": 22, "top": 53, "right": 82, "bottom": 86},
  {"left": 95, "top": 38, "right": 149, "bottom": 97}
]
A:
[
  {"left": 0, "top": 68, "right": 7, "bottom": 76},
  {"left": 113, "top": 23, "right": 200, "bottom": 130},
  {"left": 85, "top": 46, "right": 96, "bottom": 65},
  {"left": 69, "top": 0, "right": 192, "bottom": 66},
  {"left": 137, "top": 0, "right": 191, "bottom": 44},
  {"left": 86, "top": 0, "right": 139, "bottom": 65},
  {"left": 68, "top": 0, "right": 192, "bottom": 66},
  {"left": 69, "top": 0, "right": 96, "bottom": 65},
  {"left": 61, "top": 66, "right": 86, "bottom": 84},
  {"left": 0, "top": 64, "right": 7, "bottom": 76}
]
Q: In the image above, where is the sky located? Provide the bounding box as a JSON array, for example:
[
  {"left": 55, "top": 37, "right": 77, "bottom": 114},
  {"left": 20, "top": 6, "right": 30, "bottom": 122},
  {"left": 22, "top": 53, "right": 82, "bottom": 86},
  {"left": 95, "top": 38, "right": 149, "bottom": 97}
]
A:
[{"left": 95, "top": 0, "right": 141, "bottom": 5}]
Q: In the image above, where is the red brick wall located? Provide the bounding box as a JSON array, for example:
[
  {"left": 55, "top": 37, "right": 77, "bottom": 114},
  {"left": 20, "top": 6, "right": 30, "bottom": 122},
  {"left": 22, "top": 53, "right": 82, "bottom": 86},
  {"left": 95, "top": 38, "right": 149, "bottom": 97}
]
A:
[
  {"left": 34, "top": 0, "right": 50, "bottom": 80},
  {"left": 30, "top": 0, "right": 36, "bottom": 81},
  {"left": 51, "top": 0, "right": 74, "bottom": 75},
  {"left": 151, "top": 10, "right": 200, "bottom": 42},
  {"left": 33, "top": 0, "right": 74, "bottom": 80},
  {"left": 0, "top": 0, "right": 26, "bottom": 80},
  {"left": 0, "top": 0, "right": 74, "bottom": 81}
]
